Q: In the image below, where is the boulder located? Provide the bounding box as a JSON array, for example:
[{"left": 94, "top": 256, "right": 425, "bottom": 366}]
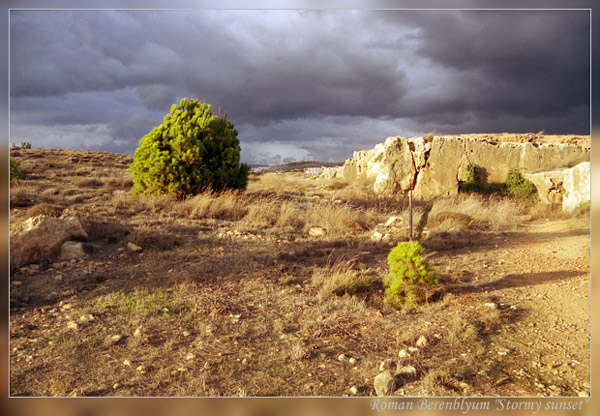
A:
[
  {"left": 522, "top": 161, "right": 590, "bottom": 212},
  {"left": 10, "top": 210, "right": 88, "bottom": 269},
  {"left": 60, "top": 241, "right": 88, "bottom": 261}
]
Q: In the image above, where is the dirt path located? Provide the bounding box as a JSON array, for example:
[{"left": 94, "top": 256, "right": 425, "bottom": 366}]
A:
[{"left": 434, "top": 217, "right": 591, "bottom": 396}]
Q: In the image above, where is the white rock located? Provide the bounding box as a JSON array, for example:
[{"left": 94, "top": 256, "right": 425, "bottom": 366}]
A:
[
  {"left": 484, "top": 303, "right": 498, "bottom": 309},
  {"left": 385, "top": 216, "right": 404, "bottom": 227},
  {"left": 349, "top": 386, "right": 358, "bottom": 395},
  {"left": 374, "top": 370, "right": 395, "bottom": 396},
  {"left": 416, "top": 335, "right": 428, "bottom": 348},
  {"left": 66, "top": 321, "right": 79, "bottom": 330},
  {"left": 337, "top": 353, "right": 346, "bottom": 361},
  {"left": 348, "top": 357, "right": 357, "bottom": 365},
  {"left": 371, "top": 231, "right": 383, "bottom": 242},
  {"left": 127, "top": 242, "right": 142, "bottom": 252},
  {"left": 308, "top": 227, "right": 326, "bottom": 237},
  {"left": 398, "top": 349, "right": 409, "bottom": 358},
  {"left": 133, "top": 327, "right": 142, "bottom": 338},
  {"left": 123, "top": 359, "right": 132, "bottom": 366}
]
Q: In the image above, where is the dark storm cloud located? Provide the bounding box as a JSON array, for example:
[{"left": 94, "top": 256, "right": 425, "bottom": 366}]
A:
[{"left": 9, "top": 8, "right": 590, "bottom": 163}]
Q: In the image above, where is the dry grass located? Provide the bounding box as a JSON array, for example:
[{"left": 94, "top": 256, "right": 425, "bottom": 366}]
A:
[
  {"left": 9, "top": 147, "right": 590, "bottom": 397},
  {"left": 311, "top": 255, "right": 373, "bottom": 298},
  {"left": 24, "top": 203, "right": 66, "bottom": 219}
]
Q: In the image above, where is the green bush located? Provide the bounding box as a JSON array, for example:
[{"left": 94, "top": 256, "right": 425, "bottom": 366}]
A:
[
  {"left": 130, "top": 98, "right": 250, "bottom": 197},
  {"left": 458, "top": 163, "right": 481, "bottom": 193},
  {"left": 505, "top": 169, "right": 538, "bottom": 201},
  {"left": 384, "top": 241, "right": 438, "bottom": 310},
  {"left": 10, "top": 159, "right": 23, "bottom": 183}
]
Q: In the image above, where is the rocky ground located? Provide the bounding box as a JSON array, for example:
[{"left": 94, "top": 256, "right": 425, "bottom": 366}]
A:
[{"left": 8, "top": 147, "right": 590, "bottom": 397}]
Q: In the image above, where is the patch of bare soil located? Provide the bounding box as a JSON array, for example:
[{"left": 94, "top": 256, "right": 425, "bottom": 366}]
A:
[{"left": 9, "top": 147, "right": 590, "bottom": 397}]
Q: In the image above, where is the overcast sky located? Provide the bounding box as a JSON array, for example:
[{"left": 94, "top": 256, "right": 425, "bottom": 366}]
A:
[{"left": 9, "top": 8, "right": 590, "bottom": 165}]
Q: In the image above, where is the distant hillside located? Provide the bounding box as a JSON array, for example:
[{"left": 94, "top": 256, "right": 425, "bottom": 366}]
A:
[{"left": 264, "top": 160, "right": 344, "bottom": 173}]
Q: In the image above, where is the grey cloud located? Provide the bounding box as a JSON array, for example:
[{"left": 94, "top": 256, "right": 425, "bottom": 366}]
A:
[{"left": 9, "top": 9, "right": 590, "bottom": 165}]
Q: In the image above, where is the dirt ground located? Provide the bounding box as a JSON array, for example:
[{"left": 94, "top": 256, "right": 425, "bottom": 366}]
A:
[{"left": 8, "top": 147, "right": 590, "bottom": 397}]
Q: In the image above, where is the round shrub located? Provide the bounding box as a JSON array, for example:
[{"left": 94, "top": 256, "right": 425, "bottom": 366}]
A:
[
  {"left": 130, "top": 98, "right": 250, "bottom": 197},
  {"left": 384, "top": 241, "right": 438, "bottom": 310}
]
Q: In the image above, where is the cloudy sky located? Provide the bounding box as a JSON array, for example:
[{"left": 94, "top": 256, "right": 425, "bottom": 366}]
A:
[{"left": 9, "top": 6, "right": 591, "bottom": 165}]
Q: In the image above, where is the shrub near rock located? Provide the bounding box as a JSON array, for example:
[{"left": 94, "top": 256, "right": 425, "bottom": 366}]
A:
[{"left": 130, "top": 98, "right": 250, "bottom": 197}]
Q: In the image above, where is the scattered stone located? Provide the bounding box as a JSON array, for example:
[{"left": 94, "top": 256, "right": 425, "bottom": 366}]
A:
[
  {"left": 182, "top": 330, "right": 190, "bottom": 337},
  {"left": 379, "top": 359, "right": 395, "bottom": 372},
  {"left": 484, "top": 302, "right": 498, "bottom": 309},
  {"left": 136, "top": 365, "right": 146, "bottom": 374},
  {"left": 133, "top": 327, "right": 142, "bottom": 338},
  {"left": 177, "top": 367, "right": 188, "bottom": 373},
  {"left": 349, "top": 386, "right": 358, "bottom": 395},
  {"left": 66, "top": 321, "right": 78, "bottom": 330},
  {"left": 55, "top": 275, "right": 63, "bottom": 281},
  {"left": 123, "top": 359, "right": 131, "bottom": 366},
  {"left": 10, "top": 210, "right": 88, "bottom": 269},
  {"left": 407, "top": 347, "right": 419, "bottom": 353},
  {"left": 111, "top": 334, "right": 123, "bottom": 343},
  {"left": 398, "top": 349, "right": 409, "bottom": 358},
  {"left": 385, "top": 216, "right": 404, "bottom": 227},
  {"left": 60, "top": 241, "right": 88, "bottom": 261},
  {"left": 79, "top": 314, "right": 94, "bottom": 323},
  {"left": 186, "top": 352, "right": 195, "bottom": 360},
  {"left": 416, "top": 335, "right": 428, "bottom": 348},
  {"left": 127, "top": 242, "right": 142, "bottom": 253},
  {"left": 496, "top": 376, "right": 510, "bottom": 385},
  {"left": 396, "top": 365, "right": 417, "bottom": 378},
  {"left": 371, "top": 231, "right": 383, "bottom": 242},
  {"left": 338, "top": 353, "right": 346, "bottom": 361},
  {"left": 241, "top": 358, "right": 248, "bottom": 366},
  {"left": 308, "top": 227, "right": 326, "bottom": 237},
  {"left": 349, "top": 357, "right": 357, "bottom": 365},
  {"left": 374, "top": 370, "right": 395, "bottom": 396}
]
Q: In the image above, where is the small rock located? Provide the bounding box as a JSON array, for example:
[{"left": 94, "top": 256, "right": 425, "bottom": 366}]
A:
[
  {"left": 308, "top": 227, "right": 326, "bottom": 237},
  {"left": 182, "top": 330, "right": 190, "bottom": 337},
  {"left": 496, "top": 376, "right": 510, "bottom": 385},
  {"left": 113, "top": 383, "right": 120, "bottom": 390},
  {"left": 398, "top": 349, "right": 409, "bottom": 358},
  {"left": 349, "top": 386, "right": 358, "bottom": 395},
  {"left": 136, "top": 365, "right": 146, "bottom": 373},
  {"left": 123, "top": 359, "right": 132, "bottom": 366},
  {"left": 349, "top": 357, "right": 357, "bottom": 365},
  {"left": 127, "top": 242, "right": 142, "bottom": 253},
  {"left": 133, "top": 327, "right": 142, "bottom": 338},
  {"left": 66, "top": 321, "right": 79, "bottom": 330},
  {"left": 338, "top": 353, "right": 346, "bottom": 361},
  {"left": 385, "top": 216, "right": 404, "bottom": 227},
  {"left": 578, "top": 391, "right": 589, "bottom": 397},
  {"left": 111, "top": 334, "right": 122, "bottom": 343},
  {"left": 186, "top": 352, "right": 195, "bottom": 360},
  {"left": 79, "top": 314, "right": 94, "bottom": 322},
  {"left": 371, "top": 231, "right": 383, "bottom": 242},
  {"left": 11, "top": 280, "right": 23, "bottom": 286},
  {"left": 374, "top": 370, "right": 395, "bottom": 396},
  {"left": 396, "top": 365, "right": 417, "bottom": 378},
  {"left": 416, "top": 335, "right": 428, "bottom": 348},
  {"left": 55, "top": 275, "right": 63, "bottom": 281},
  {"left": 408, "top": 347, "right": 419, "bottom": 353},
  {"left": 177, "top": 367, "right": 188, "bottom": 373},
  {"left": 379, "top": 359, "right": 395, "bottom": 372},
  {"left": 241, "top": 358, "right": 248, "bottom": 365},
  {"left": 484, "top": 302, "right": 497, "bottom": 309}
]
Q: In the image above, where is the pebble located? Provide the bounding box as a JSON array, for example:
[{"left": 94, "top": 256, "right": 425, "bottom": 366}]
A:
[
  {"left": 136, "top": 365, "right": 146, "bottom": 373},
  {"left": 398, "top": 350, "right": 409, "bottom": 358},
  {"left": 133, "top": 327, "right": 142, "bottom": 338},
  {"left": 349, "top": 386, "right": 358, "bottom": 395},
  {"left": 182, "top": 330, "right": 190, "bottom": 337},
  {"left": 66, "top": 321, "right": 78, "bottom": 330},
  {"left": 484, "top": 303, "right": 497, "bottom": 309},
  {"left": 416, "top": 335, "right": 428, "bottom": 348},
  {"left": 349, "top": 357, "right": 357, "bottom": 365},
  {"left": 408, "top": 347, "right": 419, "bottom": 353},
  {"left": 111, "top": 334, "right": 122, "bottom": 343},
  {"left": 123, "top": 359, "right": 131, "bottom": 366},
  {"left": 127, "top": 242, "right": 143, "bottom": 252},
  {"left": 113, "top": 383, "right": 120, "bottom": 390},
  {"left": 186, "top": 352, "right": 195, "bottom": 360},
  {"left": 338, "top": 354, "right": 346, "bottom": 361},
  {"left": 11, "top": 281, "right": 22, "bottom": 286}
]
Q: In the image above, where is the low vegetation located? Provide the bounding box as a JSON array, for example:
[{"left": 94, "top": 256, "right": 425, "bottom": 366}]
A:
[{"left": 9, "top": 147, "right": 590, "bottom": 397}]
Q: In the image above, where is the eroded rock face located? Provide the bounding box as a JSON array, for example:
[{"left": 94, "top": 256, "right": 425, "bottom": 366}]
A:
[
  {"left": 523, "top": 162, "right": 590, "bottom": 213},
  {"left": 342, "top": 134, "right": 590, "bottom": 210},
  {"left": 10, "top": 210, "right": 88, "bottom": 269}
]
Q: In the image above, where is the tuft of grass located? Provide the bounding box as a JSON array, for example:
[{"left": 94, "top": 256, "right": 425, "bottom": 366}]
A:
[
  {"left": 178, "top": 190, "right": 248, "bottom": 221},
  {"left": 312, "top": 255, "right": 373, "bottom": 298},
  {"left": 24, "top": 203, "right": 66, "bottom": 219},
  {"left": 87, "top": 288, "right": 191, "bottom": 317}
]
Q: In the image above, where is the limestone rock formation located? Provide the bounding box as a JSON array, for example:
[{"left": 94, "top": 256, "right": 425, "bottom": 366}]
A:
[
  {"left": 10, "top": 210, "right": 88, "bottom": 269},
  {"left": 342, "top": 134, "right": 590, "bottom": 210},
  {"left": 522, "top": 161, "right": 590, "bottom": 213}
]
